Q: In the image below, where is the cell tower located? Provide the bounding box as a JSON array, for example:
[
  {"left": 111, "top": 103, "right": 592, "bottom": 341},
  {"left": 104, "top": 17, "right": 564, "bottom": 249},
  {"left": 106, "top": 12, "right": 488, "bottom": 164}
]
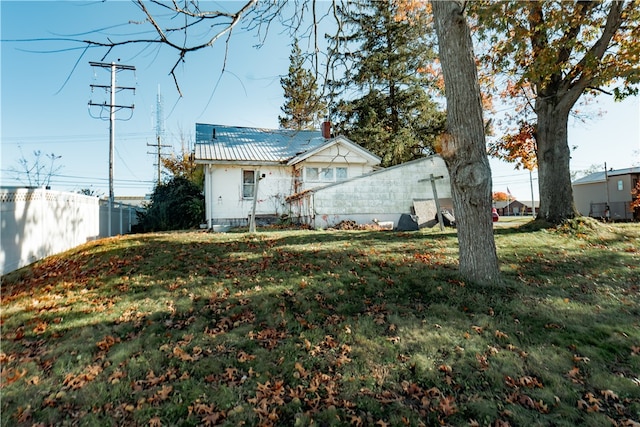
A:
[{"left": 148, "top": 85, "right": 170, "bottom": 185}]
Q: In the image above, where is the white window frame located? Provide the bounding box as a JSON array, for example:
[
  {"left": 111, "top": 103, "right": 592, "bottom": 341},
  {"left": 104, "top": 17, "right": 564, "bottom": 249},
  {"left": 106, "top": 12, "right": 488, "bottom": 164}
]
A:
[
  {"left": 305, "top": 166, "right": 347, "bottom": 183},
  {"left": 242, "top": 170, "right": 255, "bottom": 199}
]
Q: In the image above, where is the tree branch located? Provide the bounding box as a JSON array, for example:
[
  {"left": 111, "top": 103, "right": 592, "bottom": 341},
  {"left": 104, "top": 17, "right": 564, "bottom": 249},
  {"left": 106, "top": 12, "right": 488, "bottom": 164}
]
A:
[
  {"left": 560, "top": 1, "right": 625, "bottom": 108},
  {"left": 585, "top": 86, "right": 613, "bottom": 95}
]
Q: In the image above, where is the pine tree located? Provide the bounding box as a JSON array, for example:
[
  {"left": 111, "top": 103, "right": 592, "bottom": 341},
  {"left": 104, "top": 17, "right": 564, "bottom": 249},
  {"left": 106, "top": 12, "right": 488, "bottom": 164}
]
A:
[
  {"left": 328, "top": 0, "right": 445, "bottom": 166},
  {"left": 279, "top": 39, "right": 327, "bottom": 130}
]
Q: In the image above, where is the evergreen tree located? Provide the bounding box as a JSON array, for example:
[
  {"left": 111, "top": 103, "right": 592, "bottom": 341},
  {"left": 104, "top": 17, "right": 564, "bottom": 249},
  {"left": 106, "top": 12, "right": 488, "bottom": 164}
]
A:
[
  {"left": 279, "top": 39, "right": 327, "bottom": 130},
  {"left": 328, "top": 0, "right": 445, "bottom": 166}
]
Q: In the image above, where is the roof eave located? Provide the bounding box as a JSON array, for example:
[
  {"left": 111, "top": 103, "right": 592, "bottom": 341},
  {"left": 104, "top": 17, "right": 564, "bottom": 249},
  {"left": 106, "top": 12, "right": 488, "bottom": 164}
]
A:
[{"left": 195, "top": 159, "right": 287, "bottom": 167}]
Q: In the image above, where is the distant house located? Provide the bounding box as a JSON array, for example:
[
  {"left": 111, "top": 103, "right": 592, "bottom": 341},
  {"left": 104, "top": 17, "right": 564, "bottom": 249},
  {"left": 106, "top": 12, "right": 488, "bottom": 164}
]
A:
[
  {"left": 572, "top": 167, "right": 639, "bottom": 220},
  {"left": 193, "top": 123, "right": 452, "bottom": 229},
  {"left": 494, "top": 199, "right": 539, "bottom": 216}
]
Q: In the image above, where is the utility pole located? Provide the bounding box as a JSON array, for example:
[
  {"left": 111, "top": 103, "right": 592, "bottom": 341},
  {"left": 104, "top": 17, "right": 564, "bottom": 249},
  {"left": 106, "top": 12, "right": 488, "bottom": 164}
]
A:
[
  {"left": 419, "top": 174, "right": 445, "bottom": 231},
  {"left": 529, "top": 169, "right": 536, "bottom": 217},
  {"left": 89, "top": 61, "right": 135, "bottom": 237},
  {"left": 604, "top": 162, "right": 611, "bottom": 220},
  {"left": 148, "top": 85, "right": 170, "bottom": 185}
]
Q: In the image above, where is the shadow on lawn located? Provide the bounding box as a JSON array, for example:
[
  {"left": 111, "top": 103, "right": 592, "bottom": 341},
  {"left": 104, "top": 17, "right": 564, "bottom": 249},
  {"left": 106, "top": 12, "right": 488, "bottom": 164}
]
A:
[{"left": 2, "top": 226, "right": 639, "bottom": 426}]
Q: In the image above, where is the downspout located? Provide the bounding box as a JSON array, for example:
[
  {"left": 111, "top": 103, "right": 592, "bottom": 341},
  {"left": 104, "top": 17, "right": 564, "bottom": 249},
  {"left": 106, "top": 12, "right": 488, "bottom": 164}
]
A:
[
  {"left": 206, "top": 164, "right": 213, "bottom": 228},
  {"left": 310, "top": 192, "right": 316, "bottom": 229}
]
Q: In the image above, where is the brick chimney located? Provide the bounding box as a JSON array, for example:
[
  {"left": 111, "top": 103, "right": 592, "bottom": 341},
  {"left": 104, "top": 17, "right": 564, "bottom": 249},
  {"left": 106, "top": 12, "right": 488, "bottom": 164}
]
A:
[{"left": 322, "top": 121, "right": 331, "bottom": 139}]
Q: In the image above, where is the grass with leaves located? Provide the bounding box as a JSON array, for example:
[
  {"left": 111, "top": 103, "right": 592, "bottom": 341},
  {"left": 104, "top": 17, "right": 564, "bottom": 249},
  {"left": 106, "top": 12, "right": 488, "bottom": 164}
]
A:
[{"left": 1, "top": 220, "right": 639, "bottom": 426}]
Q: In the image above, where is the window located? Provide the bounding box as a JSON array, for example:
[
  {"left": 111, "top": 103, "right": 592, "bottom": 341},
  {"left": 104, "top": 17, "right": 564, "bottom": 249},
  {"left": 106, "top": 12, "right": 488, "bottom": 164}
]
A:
[
  {"left": 242, "top": 170, "right": 255, "bottom": 198},
  {"left": 320, "top": 168, "right": 334, "bottom": 181},
  {"left": 305, "top": 167, "right": 348, "bottom": 182},
  {"left": 306, "top": 168, "right": 319, "bottom": 181},
  {"left": 618, "top": 180, "right": 623, "bottom": 191},
  {"left": 336, "top": 167, "right": 348, "bottom": 181}
]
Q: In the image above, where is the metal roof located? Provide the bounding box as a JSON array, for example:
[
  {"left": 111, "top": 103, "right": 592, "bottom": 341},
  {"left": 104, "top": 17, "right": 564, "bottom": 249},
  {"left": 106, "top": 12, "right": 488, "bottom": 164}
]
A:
[
  {"left": 572, "top": 167, "right": 640, "bottom": 185},
  {"left": 194, "top": 123, "right": 327, "bottom": 163}
]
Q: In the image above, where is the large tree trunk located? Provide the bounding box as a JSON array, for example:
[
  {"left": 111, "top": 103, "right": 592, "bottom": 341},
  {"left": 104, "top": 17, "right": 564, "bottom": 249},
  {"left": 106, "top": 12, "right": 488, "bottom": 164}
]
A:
[
  {"left": 432, "top": 1, "right": 500, "bottom": 284},
  {"left": 535, "top": 98, "right": 579, "bottom": 223}
]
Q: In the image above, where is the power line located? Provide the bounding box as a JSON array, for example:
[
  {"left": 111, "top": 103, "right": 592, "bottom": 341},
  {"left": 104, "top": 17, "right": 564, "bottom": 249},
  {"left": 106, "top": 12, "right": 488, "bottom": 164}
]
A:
[
  {"left": 1, "top": 132, "right": 154, "bottom": 144},
  {"left": 89, "top": 61, "right": 136, "bottom": 236}
]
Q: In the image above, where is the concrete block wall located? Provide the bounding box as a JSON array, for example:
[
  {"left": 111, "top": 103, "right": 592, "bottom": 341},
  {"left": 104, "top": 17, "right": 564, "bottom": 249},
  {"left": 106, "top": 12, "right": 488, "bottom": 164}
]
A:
[{"left": 311, "top": 155, "right": 451, "bottom": 228}]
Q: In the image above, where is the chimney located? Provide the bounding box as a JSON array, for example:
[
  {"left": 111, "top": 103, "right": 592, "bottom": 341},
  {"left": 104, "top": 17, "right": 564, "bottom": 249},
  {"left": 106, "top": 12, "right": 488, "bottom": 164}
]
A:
[{"left": 322, "top": 121, "right": 331, "bottom": 139}]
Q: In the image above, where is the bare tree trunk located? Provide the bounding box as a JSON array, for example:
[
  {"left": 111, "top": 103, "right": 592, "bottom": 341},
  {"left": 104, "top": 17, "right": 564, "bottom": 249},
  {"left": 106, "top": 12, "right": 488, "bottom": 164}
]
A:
[
  {"left": 535, "top": 98, "right": 579, "bottom": 223},
  {"left": 432, "top": 0, "right": 500, "bottom": 284}
]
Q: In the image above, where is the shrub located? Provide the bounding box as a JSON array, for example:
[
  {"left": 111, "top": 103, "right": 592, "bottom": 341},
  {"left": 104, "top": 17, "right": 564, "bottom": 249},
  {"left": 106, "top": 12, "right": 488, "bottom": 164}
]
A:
[{"left": 137, "top": 177, "right": 204, "bottom": 231}]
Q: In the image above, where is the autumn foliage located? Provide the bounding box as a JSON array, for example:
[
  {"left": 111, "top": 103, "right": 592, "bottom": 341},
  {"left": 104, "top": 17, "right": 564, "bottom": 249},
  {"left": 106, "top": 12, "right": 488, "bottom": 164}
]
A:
[
  {"left": 631, "top": 180, "right": 640, "bottom": 219},
  {"left": 488, "top": 121, "right": 537, "bottom": 171},
  {"left": 493, "top": 192, "right": 509, "bottom": 202}
]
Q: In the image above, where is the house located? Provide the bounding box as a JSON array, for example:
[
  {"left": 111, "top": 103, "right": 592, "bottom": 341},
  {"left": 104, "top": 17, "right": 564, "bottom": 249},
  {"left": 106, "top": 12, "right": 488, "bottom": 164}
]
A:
[
  {"left": 194, "top": 123, "right": 452, "bottom": 229},
  {"left": 493, "top": 199, "right": 539, "bottom": 216},
  {"left": 194, "top": 123, "right": 381, "bottom": 228},
  {"left": 572, "top": 167, "right": 639, "bottom": 220}
]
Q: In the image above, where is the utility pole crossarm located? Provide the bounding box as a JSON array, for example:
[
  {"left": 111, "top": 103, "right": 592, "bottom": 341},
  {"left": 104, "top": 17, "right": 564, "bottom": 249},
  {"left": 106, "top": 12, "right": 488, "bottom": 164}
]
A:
[
  {"left": 90, "top": 84, "right": 136, "bottom": 91},
  {"left": 88, "top": 102, "right": 135, "bottom": 109},
  {"left": 419, "top": 174, "right": 445, "bottom": 231},
  {"left": 89, "top": 61, "right": 136, "bottom": 71}
]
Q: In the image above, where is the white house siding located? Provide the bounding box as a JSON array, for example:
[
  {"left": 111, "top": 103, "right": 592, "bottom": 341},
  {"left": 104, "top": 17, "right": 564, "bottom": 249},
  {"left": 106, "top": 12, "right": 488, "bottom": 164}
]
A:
[
  {"left": 204, "top": 164, "right": 293, "bottom": 226},
  {"left": 299, "top": 155, "right": 452, "bottom": 229}
]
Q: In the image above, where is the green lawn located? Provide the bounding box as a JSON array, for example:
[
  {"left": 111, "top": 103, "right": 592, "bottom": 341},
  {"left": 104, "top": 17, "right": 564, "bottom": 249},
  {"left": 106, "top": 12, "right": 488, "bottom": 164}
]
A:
[{"left": 1, "top": 220, "right": 639, "bottom": 426}]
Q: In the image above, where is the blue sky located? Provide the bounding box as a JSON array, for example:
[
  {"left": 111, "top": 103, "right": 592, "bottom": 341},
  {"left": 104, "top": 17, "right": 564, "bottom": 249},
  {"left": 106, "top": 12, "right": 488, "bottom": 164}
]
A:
[{"left": 2, "top": 1, "right": 639, "bottom": 199}]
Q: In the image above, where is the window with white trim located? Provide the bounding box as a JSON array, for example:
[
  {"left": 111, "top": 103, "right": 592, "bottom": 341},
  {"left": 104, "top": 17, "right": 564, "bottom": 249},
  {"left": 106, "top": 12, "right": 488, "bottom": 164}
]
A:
[
  {"left": 305, "top": 167, "right": 348, "bottom": 182},
  {"left": 336, "top": 167, "right": 348, "bottom": 181},
  {"left": 242, "top": 170, "right": 255, "bottom": 198}
]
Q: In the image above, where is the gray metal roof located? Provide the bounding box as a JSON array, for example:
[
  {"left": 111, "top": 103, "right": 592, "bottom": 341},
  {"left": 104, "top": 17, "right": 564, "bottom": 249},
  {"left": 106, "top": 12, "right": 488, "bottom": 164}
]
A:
[
  {"left": 194, "top": 123, "right": 327, "bottom": 163},
  {"left": 572, "top": 167, "right": 640, "bottom": 185}
]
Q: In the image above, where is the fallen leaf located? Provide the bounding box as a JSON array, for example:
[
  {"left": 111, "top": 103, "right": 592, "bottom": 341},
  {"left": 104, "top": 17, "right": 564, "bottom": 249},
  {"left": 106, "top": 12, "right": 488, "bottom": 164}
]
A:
[
  {"left": 567, "top": 366, "right": 583, "bottom": 384},
  {"left": 495, "top": 330, "right": 509, "bottom": 340},
  {"left": 1, "top": 367, "right": 27, "bottom": 386},
  {"left": 438, "top": 364, "right": 452, "bottom": 373},
  {"left": 33, "top": 322, "right": 48, "bottom": 335},
  {"left": 572, "top": 354, "right": 590, "bottom": 364},
  {"left": 173, "top": 346, "right": 193, "bottom": 362},
  {"left": 438, "top": 395, "right": 457, "bottom": 416},
  {"left": 237, "top": 351, "right": 256, "bottom": 363}
]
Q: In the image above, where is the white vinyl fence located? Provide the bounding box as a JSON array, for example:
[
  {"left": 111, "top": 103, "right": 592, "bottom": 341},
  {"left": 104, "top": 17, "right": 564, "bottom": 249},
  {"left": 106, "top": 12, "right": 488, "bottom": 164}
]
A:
[{"left": 1, "top": 188, "right": 141, "bottom": 276}]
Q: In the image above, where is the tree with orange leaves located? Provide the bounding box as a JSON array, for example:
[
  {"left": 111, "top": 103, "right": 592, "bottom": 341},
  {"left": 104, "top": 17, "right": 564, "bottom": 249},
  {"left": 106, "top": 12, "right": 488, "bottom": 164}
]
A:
[
  {"left": 471, "top": 1, "right": 640, "bottom": 223},
  {"left": 487, "top": 121, "right": 537, "bottom": 172},
  {"left": 493, "top": 192, "right": 509, "bottom": 202}
]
